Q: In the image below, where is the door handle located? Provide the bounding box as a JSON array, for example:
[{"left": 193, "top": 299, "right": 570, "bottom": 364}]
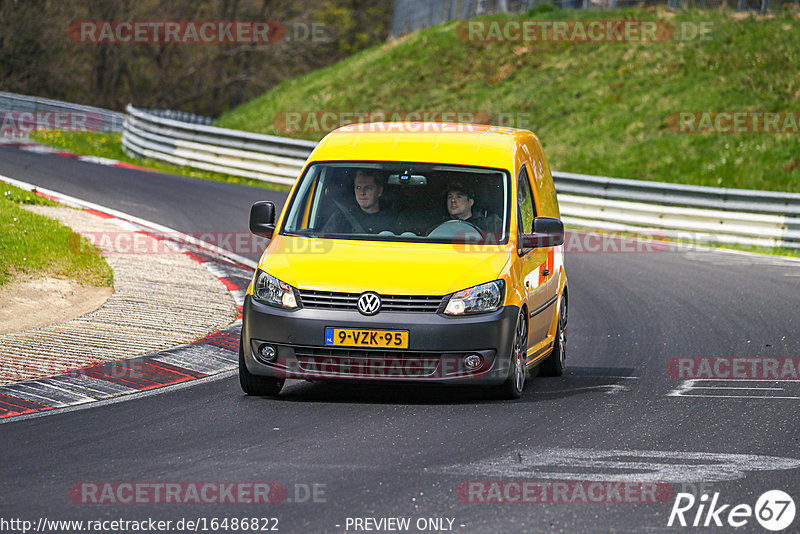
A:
[{"left": 541, "top": 269, "right": 550, "bottom": 277}]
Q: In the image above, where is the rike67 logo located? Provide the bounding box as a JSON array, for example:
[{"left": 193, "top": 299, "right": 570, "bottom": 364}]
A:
[{"left": 668, "top": 490, "right": 795, "bottom": 531}]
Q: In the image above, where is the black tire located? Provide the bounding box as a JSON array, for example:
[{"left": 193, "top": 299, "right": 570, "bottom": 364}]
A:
[
  {"left": 239, "top": 337, "right": 284, "bottom": 396},
  {"left": 540, "top": 297, "right": 567, "bottom": 377},
  {"left": 494, "top": 310, "right": 527, "bottom": 399}
]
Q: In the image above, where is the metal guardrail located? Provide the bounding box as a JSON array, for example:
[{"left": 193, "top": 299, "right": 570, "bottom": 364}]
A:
[
  {"left": 121, "top": 105, "right": 800, "bottom": 250},
  {"left": 552, "top": 171, "right": 800, "bottom": 216},
  {"left": 122, "top": 104, "right": 314, "bottom": 186},
  {"left": 558, "top": 194, "right": 800, "bottom": 250},
  {"left": 551, "top": 172, "right": 800, "bottom": 249},
  {"left": 139, "top": 108, "right": 216, "bottom": 126},
  {"left": 0, "top": 91, "right": 126, "bottom": 133}
]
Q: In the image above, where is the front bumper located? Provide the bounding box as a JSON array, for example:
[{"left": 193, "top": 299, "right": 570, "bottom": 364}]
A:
[{"left": 241, "top": 295, "right": 519, "bottom": 385}]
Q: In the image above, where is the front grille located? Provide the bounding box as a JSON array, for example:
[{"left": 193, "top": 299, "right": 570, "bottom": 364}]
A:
[
  {"left": 294, "top": 346, "right": 440, "bottom": 377},
  {"left": 297, "top": 289, "right": 443, "bottom": 313}
]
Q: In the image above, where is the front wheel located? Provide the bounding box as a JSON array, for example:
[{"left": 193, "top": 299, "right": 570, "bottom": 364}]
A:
[
  {"left": 540, "top": 297, "right": 567, "bottom": 377},
  {"left": 239, "top": 337, "right": 284, "bottom": 396},
  {"left": 494, "top": 310, "right": 527, "bottom": 399}
]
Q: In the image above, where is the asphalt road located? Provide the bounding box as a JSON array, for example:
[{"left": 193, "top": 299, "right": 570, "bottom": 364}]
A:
[{"left": 1, "top": 147, "right": 799, "bottom": 533}]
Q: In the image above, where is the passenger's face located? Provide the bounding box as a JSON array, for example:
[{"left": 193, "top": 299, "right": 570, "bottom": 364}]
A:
[
  {"left": 354, "top": 173, "right": 382, "bottom": 213},
  {"left": 447, "top": 191, "right": 473, "bottom": 220}
]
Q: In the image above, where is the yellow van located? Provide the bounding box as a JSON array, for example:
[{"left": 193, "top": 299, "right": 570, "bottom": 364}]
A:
[{"left": 241, "top": 123, "right": 568, "bottom": 399}]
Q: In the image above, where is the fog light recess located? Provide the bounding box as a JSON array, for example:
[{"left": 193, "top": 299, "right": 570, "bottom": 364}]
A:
[
  {"left": 257, "top": 343, "right": 278, "bottom": 363},
  {"left": 464, "top": 354, "right": 483, "bottom": 370}
]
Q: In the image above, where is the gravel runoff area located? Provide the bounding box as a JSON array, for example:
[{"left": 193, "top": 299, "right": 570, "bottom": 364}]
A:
[{"left": 0, "top": 205, "right": 239, "bottom": 384}]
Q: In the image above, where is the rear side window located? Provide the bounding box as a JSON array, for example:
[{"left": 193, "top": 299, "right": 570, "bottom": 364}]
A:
[
  {"left": 517, "top": 166, "right": 535, "bottom": 235},
  {"left": 528, "top": 140, "right": 560, "bottom": 218}
]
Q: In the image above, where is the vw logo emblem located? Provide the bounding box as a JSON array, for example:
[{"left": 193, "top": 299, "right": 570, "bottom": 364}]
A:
[{"left": 357, "top": 292, "right": 381, "bottom": 316}]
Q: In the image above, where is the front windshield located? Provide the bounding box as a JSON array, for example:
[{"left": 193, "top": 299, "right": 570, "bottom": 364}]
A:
[{"left": 282, "top": 162, "right": 510, "bottom": 244}]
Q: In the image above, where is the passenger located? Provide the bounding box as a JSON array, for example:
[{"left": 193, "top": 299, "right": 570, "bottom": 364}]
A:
[
  {"left": 443, "top": 181, "right": 502, "bottom": 233},
  {"left": 322, "top": 169, "right": 396, "bottom": 234}
]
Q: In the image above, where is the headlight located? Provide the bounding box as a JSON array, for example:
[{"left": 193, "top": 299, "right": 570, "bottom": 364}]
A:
[
  {"left": 252, "top": 270, "right": 298, "bottom": 309},
  {"left": 444, "top": 280, "right": 505, "bottom": 315}
]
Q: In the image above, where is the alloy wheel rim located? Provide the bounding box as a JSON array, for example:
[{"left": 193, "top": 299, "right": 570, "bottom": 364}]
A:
[
  {"left": 514, "top": 315, "right": 526, "bottom": 392},
  {"left": 559, "top": 306, "right": 567, "bottom": 367}
]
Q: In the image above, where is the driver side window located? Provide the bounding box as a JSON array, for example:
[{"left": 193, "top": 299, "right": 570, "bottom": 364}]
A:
[{"left": 517, "top": 166, "right": 535, "bottom": 236}]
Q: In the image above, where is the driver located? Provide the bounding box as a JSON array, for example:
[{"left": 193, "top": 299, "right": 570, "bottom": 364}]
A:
[
  {"left": 322, "top": 169, "right": 396, "bottom": 234},
  {"left": 443, "top": 181, "right": 502, "bottom": 233}
]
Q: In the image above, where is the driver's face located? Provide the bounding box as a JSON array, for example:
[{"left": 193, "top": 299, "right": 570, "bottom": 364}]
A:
[
  {"left": 447, "top": 191, "right": 473, "bottom": 220},
  {"left": 354, "top": 173, "right": 382, "bottom": 213}
]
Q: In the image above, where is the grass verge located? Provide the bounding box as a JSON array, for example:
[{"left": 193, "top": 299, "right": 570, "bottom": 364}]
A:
[
  {"left": 0, "top": 183, "right": 113, "bottom": 287},
  {"left": 218, "top": 6, "right": 800, "bottom": 193}
]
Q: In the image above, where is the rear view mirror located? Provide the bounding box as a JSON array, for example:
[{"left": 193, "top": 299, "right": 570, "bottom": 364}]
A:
[
  {"left": 249, "top": 201, "right": 276, "bottom": 238},
  {"left": 388, "top": 173, "right": 427, "bottom": 185},
  {"left": 520, "top": 217, "right": 564, "bottom": 248}
]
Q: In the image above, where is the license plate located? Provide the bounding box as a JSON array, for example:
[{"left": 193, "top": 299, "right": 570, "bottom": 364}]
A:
[{"left": 325, "top": 328, "right": 409, "bottom": 348}]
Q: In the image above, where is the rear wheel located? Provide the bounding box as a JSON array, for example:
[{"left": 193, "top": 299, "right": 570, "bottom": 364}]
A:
[
  {"left": 540, "top": 297, "right": 567, "bottom": 377},
  {"left": 239, "top": 337, "right": 284, "bottom": 396},
  {"left": 495, "top": 310, "right": 527, "bottom": 399}
]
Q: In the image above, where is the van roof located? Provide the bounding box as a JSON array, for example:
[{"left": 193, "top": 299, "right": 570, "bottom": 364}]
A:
[{"left": 309, "top": 122, "right": 537, "bottom": 170}]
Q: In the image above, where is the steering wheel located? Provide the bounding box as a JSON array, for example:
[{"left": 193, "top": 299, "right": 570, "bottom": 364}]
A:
[{"left": 427, "top": 219, "right": 484, "bottom": 239}]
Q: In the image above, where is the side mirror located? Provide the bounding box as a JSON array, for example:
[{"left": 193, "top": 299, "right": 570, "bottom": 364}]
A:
[
  {"left": 249, "top": 201, "right": 276, "bottom": 238},
  {"left": 520, "top": 216, "right": 564, "bottom": 248}
]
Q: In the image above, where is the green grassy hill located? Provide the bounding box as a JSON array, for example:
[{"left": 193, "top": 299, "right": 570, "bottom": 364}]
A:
[{"left": 218, "top": 6, "right": 800, "bottom": 192}]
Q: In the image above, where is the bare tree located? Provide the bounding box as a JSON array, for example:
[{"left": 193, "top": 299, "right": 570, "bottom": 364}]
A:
[{"left": 0, "top": 0, "right": 392, "bottom": 116}]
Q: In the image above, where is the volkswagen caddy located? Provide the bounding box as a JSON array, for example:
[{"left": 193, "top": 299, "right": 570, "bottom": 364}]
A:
[{"left": 240, "top": 123, "right": 568, "bottom": 399}]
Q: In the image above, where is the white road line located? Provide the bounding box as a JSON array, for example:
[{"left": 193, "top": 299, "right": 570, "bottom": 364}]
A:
[
  {"left": 667, "top": 379, "right": 696, "bottom": 397},
  {"left": 569, "top": 375, "right": 640, "bottom": 379},
  {"left": 539, "top": 384, "right": 630, "bottom": 395},
  {"left": 438, "top": 447, "right": 800, "bottom": 483},
  {"left": 668, "top": 378, "right": 800, "bottom": 399},
  {"left": 688, "top": 378, "right": 799, "bottom": 382},
  {"left": 677, "top": 394, "right": 800, "bottom": 400},
  {"left": 690, "top": 386, "right": 784, "bottom": 390},
  {"left": 681, "top": 246, "right": 800, "bottom": 265}
]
